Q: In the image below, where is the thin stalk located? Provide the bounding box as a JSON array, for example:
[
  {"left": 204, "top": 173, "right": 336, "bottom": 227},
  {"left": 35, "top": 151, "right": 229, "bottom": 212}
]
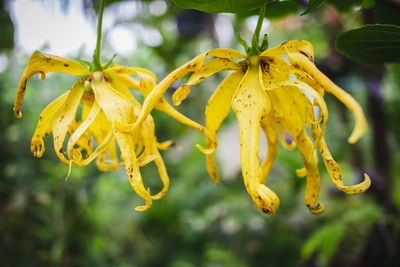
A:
[
  {"left": 93, "top": 0, "right": 107, "bottom": 71},
  {"left": 249, "top": 4, "right": 266, "bottom": 55}
]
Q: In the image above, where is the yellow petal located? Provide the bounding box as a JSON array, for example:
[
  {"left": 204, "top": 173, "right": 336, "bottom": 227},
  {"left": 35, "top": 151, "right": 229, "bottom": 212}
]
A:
[
  {"left": 269, "top": 80, "right": 329, "bottom": 158},
  {"left": 133, "top": 53, "right": 207, "bottom": 130},
  {"left": 294, "top": 129, "right": 325, "bottom": 214},
  {"left": 149, "top": 148, "right": 170, "bottom": 200},
  {"left": 52, "top": 81, "right": 85, "bottom": 165},
  {"left": 232, "top": 61, "right": 278, "bottom": 214},
  {"left": 67, "top": 101, "right": 114, "bottom": 167},
  {"left": 288, "top": 52, "right": 367, "bottom": 143},
  {"left": 14, "top": 50, "right": 90, "bottom": 118},
  {"left": 91, "top": 72, "right": 134, "bottom": 124},
  {"left": 260, "top": 40, "right": 314, "bottom": 62},
  {"left": 117, "top": 74, "right": 141, "bottom": 90},
  {"left": 259, "top": 114, "right": 278, "bottom": 184},
  {"left": 172, "top": 57, "right": 241, "bottom": 105},
  {"left": 310, "top": 123, "right": 371, "bottom": 194},
  {"left": 207, "top": 48, "right": 246, "bottom": 59},
  {"left": 92, "top": 72, "right": 153, "bottom": 210},
  {"left": 203, "top": 71, "right": 244, "bottom": 184},
  {"left": 132, "top": 68, "right": 213, "bottom": 139},
  {"left": 31, "top": 92, "right": 68, "bottom": 158},
  {"left": 156, "top": 140, "right": 174, "bottom": 150}
]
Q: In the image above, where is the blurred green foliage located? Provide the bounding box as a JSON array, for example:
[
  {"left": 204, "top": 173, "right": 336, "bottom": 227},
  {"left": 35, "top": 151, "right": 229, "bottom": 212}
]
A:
[{"left": 0, "top": 0, "right": 399, "bottom": 266}]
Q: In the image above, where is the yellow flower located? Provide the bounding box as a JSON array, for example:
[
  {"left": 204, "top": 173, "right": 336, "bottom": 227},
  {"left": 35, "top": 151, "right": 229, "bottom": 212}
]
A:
[
  {"left": 14, "top": 50, "right": 208, "bottom": 211},
  {"left": 132, "top": 40, "right": 371, "bottom": 214}
]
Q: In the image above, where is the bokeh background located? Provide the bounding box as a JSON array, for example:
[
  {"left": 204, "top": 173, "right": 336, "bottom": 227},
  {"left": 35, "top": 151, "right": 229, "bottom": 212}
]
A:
[{"left": 0, "top": 0, "right": 399, "bottom": 266}]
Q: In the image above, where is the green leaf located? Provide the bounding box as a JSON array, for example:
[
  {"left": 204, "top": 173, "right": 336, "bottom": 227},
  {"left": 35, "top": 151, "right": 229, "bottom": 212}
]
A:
[
  {"left": 336, "top": 24, "right": 400, "bottom": 66},
  {"left": 301, "top": 0, "right": 325, "bottom": 15},
  {"left": 172, "top": 0, "right": 271, "bottom": 13},
  {"left": 265, "top": 0, "right": 300, "bottom": 19}
]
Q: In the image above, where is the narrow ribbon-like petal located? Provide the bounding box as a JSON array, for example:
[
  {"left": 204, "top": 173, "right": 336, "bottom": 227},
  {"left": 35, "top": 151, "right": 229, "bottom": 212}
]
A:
[
  {"left": 173, "top": 57, "right": 241, "bottom": 105},
  {"left": 14, "top": 51, "right": 90, "bottom": 118},
  {"left": 31, "top": 92, "right": 68, "bottom": 157},
  {"left": 133, "top": 53, "right": 207, "bottom": 130},
  {"left": 202, "top": 70, "right": 244, "bottom": 184},
  {"left": 260, "top": 40, "right": 314, "bottom": 62},
  {"left": 288, "top": 52, "right": 367, "bottom": 143},
  {"left": 310, "top": 123, "right": 371, "bottom": 194},
  {"left": 52, "top": 81, "right": 85, "bottom": 165},
  {"left": 207, "top": 48, "right": 246, "bottom": 59},
  {"left": 92, "top": 72, "right": 153, "bottom": 210},
  {"left": 294, "top": 129, "right": 325, "bottom": 215}
]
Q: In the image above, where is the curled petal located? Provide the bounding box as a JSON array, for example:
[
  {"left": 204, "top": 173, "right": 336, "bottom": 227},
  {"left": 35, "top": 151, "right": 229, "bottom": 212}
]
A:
[
  {"left": 295, "top": 130, "right": 325, "bottom": 215},
  {"left": 14, "top": 50, "right": 90, "bottom": 118},
  {"left": 232, "top": 65, "right": 278, "bottom": 214},
  {"left": 288, "top": 52, "right": 367, "bottom": 143},
  {"left": 31, "top": 92, "right": 68, "bottom": 157},
  {"left": 156, "top": 140, "right": 174, "bottom": 150},
  {"left": 203, "top": 71, "right": 244, "bottom": 184},
  {"left": 296, "top": 167, "right": 307, "bottom": 178},
  {"left": 173, "top": 57, "right": 241, "bottom": 105},
  {"left": 149, "top": 148, "right": 170, "bottom": 200},
  {"left": 133, "top": 53, "right": 207, "bottom": 130},
  {"left": 310, "top": 123, "right": 371, "bottom": 194},
  {"left": 52, "top": 81, "right": 85, "bottom": 165},
  {"left": 67, "top": 101, "right": 114, "bottom": 167}
]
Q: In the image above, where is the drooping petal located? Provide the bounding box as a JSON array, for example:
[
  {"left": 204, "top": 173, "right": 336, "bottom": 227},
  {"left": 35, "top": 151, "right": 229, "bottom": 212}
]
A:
[
  {"left": 268, "top": 80, "right": 329, "bottom": 158},
  {"left": 91, "top": 72, "right": 153, "bottom": 210},
  {"left": 288, "top": 52, "right": 367, "bottom": 143},
  {"left": 260, "top": 40, "right": 314, "bottom": 62},
  {"left": 172, "top": 57, "right": 241, "bottom": 105},
  {"left": 136, "top": 114, "right": 169, "bottom": 200},
  {"left": 133, "top": 53, "right": 207, "bottom": 130},
  {"left": 294, "top": 129, "right": 325, "bottom": 215},
  {"left": 52, "top": 81, "right": 85, "bottom": 165},
  {"left": 67, "top": 101, "right": 114, "bottom": 167},
  {"left": 259, "top": 114, "right": 278, "bottom": 184},
  {"left": 31, "top": 92, "right": 68, "bottom": 157},
  {"left": 202, "top": 70, "right": 244, "bottom": 184},
  {"left": 310, "top": 123, "right": 371, "bottom": 194},
  {"left": 14, "top": 51, "right": 90, "bottom": 118},
  {"left": 232, "top": 59, "right": 278, "bottom": 214}
]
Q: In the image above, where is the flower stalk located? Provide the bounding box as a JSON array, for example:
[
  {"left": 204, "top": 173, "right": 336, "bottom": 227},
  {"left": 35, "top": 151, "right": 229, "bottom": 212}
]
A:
[
  {"left": 249, "top": 4, "right": 266, "bottom": 55},
  {"left": 93, "top": 0, "right": 106, "bottom": 71}
]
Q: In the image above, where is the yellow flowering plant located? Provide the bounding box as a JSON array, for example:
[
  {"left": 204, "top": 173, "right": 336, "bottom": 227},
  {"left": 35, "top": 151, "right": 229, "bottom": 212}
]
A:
[
  {"left": 13, "top": 0, "right": 209, "bottom": 211},
  {"left": 130, "top": 6, "right": 371, "bottom": 214}
]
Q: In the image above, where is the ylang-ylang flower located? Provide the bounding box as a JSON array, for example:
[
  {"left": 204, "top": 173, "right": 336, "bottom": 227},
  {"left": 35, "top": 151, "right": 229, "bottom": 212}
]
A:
[
  {"left": 14, "top": 50, "right": 208, "bottom": 211},
  {"left": 131, "top": 40, "right": 371, "bottom": 214}
]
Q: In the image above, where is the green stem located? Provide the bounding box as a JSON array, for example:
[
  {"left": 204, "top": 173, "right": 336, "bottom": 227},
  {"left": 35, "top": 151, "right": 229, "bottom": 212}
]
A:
[
  {"left": 93, "top": 0, "right": 107, "bottom": 71},
  {"left": 249, "top": 4, "right": 266, "bottom": 55}
]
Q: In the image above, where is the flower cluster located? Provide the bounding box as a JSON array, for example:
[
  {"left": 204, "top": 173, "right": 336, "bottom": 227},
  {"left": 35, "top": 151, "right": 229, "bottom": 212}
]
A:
[
  {"left": 14, "top": 50, "right": 207, "bottom": 211},
  {"left": 132, "top": 40, "right": 371, "bottom": 214}
]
